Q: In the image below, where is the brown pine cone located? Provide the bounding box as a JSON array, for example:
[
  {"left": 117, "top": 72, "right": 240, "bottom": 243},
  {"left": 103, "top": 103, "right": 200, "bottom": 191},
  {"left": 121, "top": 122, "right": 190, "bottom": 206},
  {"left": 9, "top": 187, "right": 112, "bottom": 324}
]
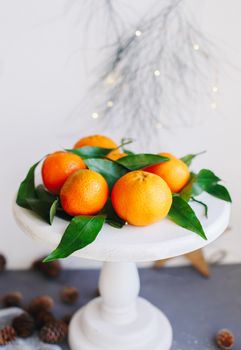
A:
[
  {"left": 60, "top": 287, "right": 79, "bottom": 305},
  {"left": 28, "top": 295, "right": 54, "bottom": 316},
  {"left": 0, "top": 254, "right": 6, "bottom": 272},
  {"left": 0, "top": 326, "right": 16, "bottom": 345},
  {"left": 216, "top": 329, "right": 235, "bottom": 349},
  {"left": 39, "top": 321, "right": 68, "bottom": 344},
  {"left": 35, "top": 310, "right": 55, "bottom": 329},
  {"left": 32, "top": 257, "right": 61, "bottom": 278},
  {"left": 12, "top": 312, "right": 35, "bottom": 338},
  {"left": 1, "top": 292, "right": 23, "bottom": 307}
]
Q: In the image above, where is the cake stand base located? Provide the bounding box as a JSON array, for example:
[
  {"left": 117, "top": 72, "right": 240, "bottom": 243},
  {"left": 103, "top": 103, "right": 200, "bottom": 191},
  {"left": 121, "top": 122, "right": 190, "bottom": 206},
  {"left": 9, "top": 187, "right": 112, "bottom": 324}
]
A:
[
  {"left": 69, "top": 262, "right": 172, "bottom": 350},
  {"left": 69, "top": 298, "right": 172, "bottom": 350}
]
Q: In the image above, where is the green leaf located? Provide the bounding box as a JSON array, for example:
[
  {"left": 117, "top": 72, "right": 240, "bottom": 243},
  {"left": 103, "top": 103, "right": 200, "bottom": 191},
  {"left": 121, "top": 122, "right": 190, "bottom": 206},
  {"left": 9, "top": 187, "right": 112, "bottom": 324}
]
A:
[
  {"left": 206, "top": 184, "right": 232, "bottom": 203},
  {"left": 101, "top": 198, "right": 126, "bottom": 228},
  {"left": 122, "top": 148, "right": 135, "bottom": 155},
  {"left": 67, "top": 138, "right": 134, "bottom": 159},
  {"left": 180, "top": 169, "right": 232, "bottom": 204},
  {"left": 16, "top": 161, "right": 40, "bottom": 209},
  {"left": 31, "top": 185, "right": 59, "bottom": 224},
  {"left": 67, "top": 146, "right": 112, "bottom": 159},
  {"left": 191, "top": 197, "right": 208, "bottom": 218},
  {"left": 16, "top": 162, "right": 58, "bottom": 224},
  {"left": 117, "top": 154, "right": 169, "bottom": 171},
  {"left": 43, "top": 215, "right": 106, "bottom": 262},
  {"left": 180, "top": 151, "right": 206, "bottom": 166},
  {"left": 56, "top": 206, "right": 73, "bottom": 221},
  {"left": 195, "top": 169, "right": 220, "bottom": 191},
  {"left": 27, "top": 197, "right": 58, "bottom": 225},
  {"left": 168, "top": 196, "right": 207, "bottom": 240},
  {"left": 35, "top": 185, "right": 56, "bottom": 202},
  {"left": 179, "top": 173, "right": 197, "bottom": 201},
  {"left": 84, "top": 158, "right": 128, "bottom": 189}
]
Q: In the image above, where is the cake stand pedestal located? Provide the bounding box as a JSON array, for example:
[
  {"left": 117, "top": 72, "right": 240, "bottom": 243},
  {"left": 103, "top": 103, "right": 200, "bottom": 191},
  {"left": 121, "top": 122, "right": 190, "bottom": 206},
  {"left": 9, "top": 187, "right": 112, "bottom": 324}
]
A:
[{"left": 13, "top": 193, "right": 230, "bottom": 350}]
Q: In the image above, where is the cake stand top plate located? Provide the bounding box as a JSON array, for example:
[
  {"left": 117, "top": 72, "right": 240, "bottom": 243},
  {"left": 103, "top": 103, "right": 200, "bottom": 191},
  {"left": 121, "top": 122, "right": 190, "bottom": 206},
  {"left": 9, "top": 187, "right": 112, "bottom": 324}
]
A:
[{"left": 13, "top": 193, "right": 230, "bottom": 262}]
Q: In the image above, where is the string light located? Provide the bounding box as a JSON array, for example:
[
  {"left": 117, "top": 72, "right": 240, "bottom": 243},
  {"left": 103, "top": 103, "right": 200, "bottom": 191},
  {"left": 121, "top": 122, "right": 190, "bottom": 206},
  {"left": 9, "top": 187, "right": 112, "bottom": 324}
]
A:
[
  {"left": 193, "top": 44, "right": 199, "bottom": 51},
  {"left": 105, "top": 73, "right": 117, "bottom": 86},
  {"left": 135, "top": 30, "right": 142, "bottom": 37},
  {"left": 92, "top": 112, "right": 99, "bottom": 119},
  {"left": 107, "top": 100, "right": 113, "bottom": 108},
  {"left": 99, "top": 36, "right": 220, "bottom": 128}
]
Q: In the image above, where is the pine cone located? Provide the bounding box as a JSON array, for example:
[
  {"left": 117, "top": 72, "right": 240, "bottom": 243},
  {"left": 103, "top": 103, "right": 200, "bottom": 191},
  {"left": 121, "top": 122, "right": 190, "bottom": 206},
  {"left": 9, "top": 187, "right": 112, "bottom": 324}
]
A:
[
  {"left": 216, "top": 329, "right": 235, "bottom": 349},
  {"left": 1, "top": 292, "right": 23, "bottom": 307},
  {"left": 32, "top": 257, "right": 61, "bottom": 278},
  {"left": 0, "top": 326, "right": 16, "bottom": 345},
  {"left": 12, "top": 312, "right": 35, "bottom": 338},
  {"left": 40, "top": 321, "right": 68, "bottom": 344},
  {"left": 35, "top": 310, "right": 55, "bottom": 329},
  {"left": 60, "top": 287, "right": 79, "bottom": 305},
  {"left": 28, "top": 295, "right": 54, "bottom": 316},
  {"left": 0, "top": 254, "right": 6, "bottom": 272}
]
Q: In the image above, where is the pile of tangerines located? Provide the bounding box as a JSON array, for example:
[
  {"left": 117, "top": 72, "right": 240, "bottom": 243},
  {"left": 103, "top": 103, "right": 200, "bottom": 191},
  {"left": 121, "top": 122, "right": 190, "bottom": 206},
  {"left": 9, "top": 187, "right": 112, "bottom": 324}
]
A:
[{"left": 41, "top": 135, "right": 190, "bottom": 226}]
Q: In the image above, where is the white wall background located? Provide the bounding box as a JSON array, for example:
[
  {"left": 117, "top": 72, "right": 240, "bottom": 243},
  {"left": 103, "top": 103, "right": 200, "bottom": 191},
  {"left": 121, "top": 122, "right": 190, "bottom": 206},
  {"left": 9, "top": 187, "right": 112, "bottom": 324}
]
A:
[{"left": 0, "top": 0, "right": 240, "bottom": 269}]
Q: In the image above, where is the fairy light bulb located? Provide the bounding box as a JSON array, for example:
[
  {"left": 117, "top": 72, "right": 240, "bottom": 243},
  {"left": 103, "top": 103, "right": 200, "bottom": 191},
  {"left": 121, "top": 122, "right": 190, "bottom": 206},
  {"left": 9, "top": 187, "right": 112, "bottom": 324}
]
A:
[
  {"left": 135, "top": 30, "right": 142, "bottom": 37},
  {"left": 92, "top": 112, "right": 99, "bottom": 119},
  {"left": 193, "top": 44, "right": 199, "bottom": 51},
  {"left": 107, "top": 100, "right": 113, "bottom": 108},
  {"left": 105, "top": 73, "right": 118, "bottom": 86},
  {"left": 212, "top": 86, "right": 218, "bottom": 93},
  {"left": 154, "top": 70, "right": 160, "bottom": 77}
]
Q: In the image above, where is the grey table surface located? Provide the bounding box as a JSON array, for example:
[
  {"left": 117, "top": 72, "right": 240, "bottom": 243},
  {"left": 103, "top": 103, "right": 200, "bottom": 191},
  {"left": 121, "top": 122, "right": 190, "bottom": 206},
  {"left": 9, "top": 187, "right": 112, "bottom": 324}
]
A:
[{"left": 0, "top": 265, "right": 240, "bottom": 350}]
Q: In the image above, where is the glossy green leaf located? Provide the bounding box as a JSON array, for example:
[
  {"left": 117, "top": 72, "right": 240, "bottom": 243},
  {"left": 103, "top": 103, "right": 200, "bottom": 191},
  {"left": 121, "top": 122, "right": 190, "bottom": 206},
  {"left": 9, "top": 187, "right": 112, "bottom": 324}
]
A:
[
  {"left": 180, "top": 151, "right": 206, "bottom": 166},
  {"left": 27, "top": 197, "right": 58, "bottom": 225},
  {"left": 101, "top": 198, "right": 126, "bottom": 228},
  {"left": 56, "top": 206, "right": 73, "bottom": 221},
  {"left": 179, "top": 173, "right": 197, "bottom": 201},
  {"left": 84, "top": 158, "right": 128, "bottom": 189},
  {"left": 16, "top": 163, "right": 58, "bottom": 224},
  {"left": 44, "top": 215, "right": 106, "bottom": 262},
  {"left": 31, "top": 185, "right": 59, "bottom": 224},
  {"left": 35, "top": 185, "right": 56, "bottom": 202},
  {"left": 180, "top": 169, "right": 232, "bottom": 204},
  {"left": 122, "top": 148, "right": 135, "bottom": 155},
  {"left": 67, "top": 146, "right": 112, "bottom": 159},
  {"left": 16, "top": 161, "right": 40, "bottom": 209},
  {"left": 195, "top": 169, "right": 220, "bottom": 191},
  {"left": 67, "top": 138, "right": 134, "bottom": 159},
  {"left": 117, "top": 154, "right": 169, "bottom": 170},
  {"left": 206, "top": 184, "right": 232, "bottom": 203},
  {"left": 190, "top": 169, "right": 220, "bottom": 197},
  {"left": 168, "top": 196, "right": 207, "bottom": 240}
]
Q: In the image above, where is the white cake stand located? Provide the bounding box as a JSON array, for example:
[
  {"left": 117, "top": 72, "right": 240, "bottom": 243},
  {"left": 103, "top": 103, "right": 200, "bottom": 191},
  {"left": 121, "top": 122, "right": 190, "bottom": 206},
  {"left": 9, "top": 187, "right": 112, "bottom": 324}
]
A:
[{"left": 13, "top": 192, "right": 230, "bottom": 350}]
